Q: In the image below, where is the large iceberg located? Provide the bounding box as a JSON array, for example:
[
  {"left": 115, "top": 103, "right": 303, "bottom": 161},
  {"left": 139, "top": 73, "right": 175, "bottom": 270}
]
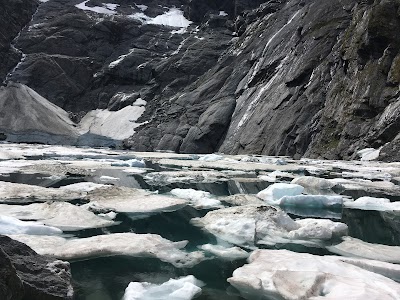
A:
[
  {"left": 9, "top": 233, "right": 205, "bottom": 267},
  {"left": 228, "top": 249, "right": 400, "bottom": 300},
  {"left": 123, "top": 276, "right": 204, "bottom": 300}
]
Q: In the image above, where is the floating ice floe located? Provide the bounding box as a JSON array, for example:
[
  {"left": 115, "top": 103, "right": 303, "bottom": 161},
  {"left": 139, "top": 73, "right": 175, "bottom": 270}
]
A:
[
  {"left": 228, "top": 249, "right": 400, "bottom": 300},
  {"left": 199, "top": 244, "right": 249, "bottom": 260},
  {"left": 192, "top": 205, "right": 347, "bottom": 248},
  {"left": 344, "top": 196, "right": 400, "bottom": 211},
  {"left": 0, "top": 202, "right": 116, "bottom": 231},
  {"left": 99, "top": 175, "right": 120, "bottom": 182},
  {"left": 123, "top": 275, "right": 204, "bottom": 300},
  {"left": 81, "top": 185, "right": 188, "bottom": 214},
  {"left": 256, "top": 183, "right": 304, "bottom": 203},
  {"left": 0, "top": 215, "right": 62, "bottom": 235},
  {"left": 110, "top": 158, "right": 146, "bottom": 168},
  {"left": 144, "top": 170, "right": 228, "bottom": 185},
  {"left": 60, "top": 182, "right": 108, "bottom": 193},
  {"left": 329, "top": 178, "right": 400, "bottom": 198},
  {"left": 0, "top": 181, "right": 82, "bottom": 204},
  {"left": 9, "top": 233, "right": 205, "bottom": 267},
  {"left": 327, "top": 237, "right": 400, "bottom": 263},
  {"left": 170, "top": 189, "right": 222, "bottom": 209}
]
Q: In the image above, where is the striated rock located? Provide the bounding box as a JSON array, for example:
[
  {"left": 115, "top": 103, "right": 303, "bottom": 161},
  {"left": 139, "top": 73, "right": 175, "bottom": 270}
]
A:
[
  {"left": 0, "top": 247, "right": 24, "bottom": 300},
  {"left": 0, "top": 235, "right": 73, "bottom": 300}
]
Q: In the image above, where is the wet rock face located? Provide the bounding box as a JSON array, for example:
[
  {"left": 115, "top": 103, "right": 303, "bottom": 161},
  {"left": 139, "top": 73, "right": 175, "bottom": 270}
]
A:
[
  {"left": 126, "top": 0, "right": 400, "bottom": 159},
  {"left": 0, "top": 236, "right": 73, "bottom": 300}
]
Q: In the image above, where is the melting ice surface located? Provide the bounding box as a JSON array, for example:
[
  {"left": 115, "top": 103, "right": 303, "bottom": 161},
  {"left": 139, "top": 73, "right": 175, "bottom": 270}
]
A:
[{"left": 0, "top": 143, "right": 399, "bottom": 299}]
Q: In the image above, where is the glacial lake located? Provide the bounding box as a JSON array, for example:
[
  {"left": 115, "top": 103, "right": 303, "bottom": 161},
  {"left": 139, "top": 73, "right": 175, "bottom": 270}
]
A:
[{"left": 0, "top": 143, "right": 399, "bottom": 299}]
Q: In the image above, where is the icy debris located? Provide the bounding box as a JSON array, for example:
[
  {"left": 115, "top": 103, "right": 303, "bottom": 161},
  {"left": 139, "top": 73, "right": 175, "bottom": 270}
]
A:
[
  {"left": 228, "top": 249, "right": 400, "bottom": 300},
  {"left": 192, "top": 205, "right": 347, "bottom": 248},
  {"left": 75, "top": 1, "right": 117, "bottom": 15},
  {"left": 123, "top": 276, "right": 204, "bottom": 300},
  {"left": 0, "top": 202, "right": 116, "bottom": 231},
  {"left": 170, "top": 189, "right": 222, "bottom": 209},
  {"left": 9, "top": 233, "right": 205, "bottom": 267},
  {"left": 199, "top": 244, "right": 249, "bottom": 260},
  {"left": 256, "top": 183, "right": 304, "bottom": 203},
  {"left": 122, "top": 168, "right": 147, "bottom": 174},
  {"left": 0, "top": 215, "right": 62, "bottom": 235},
  {"left": 279, "top": 195, "right": 343, "bottom": 208},
  {"left": 344, "top": 196, "right": 400, "bottom": 211},
  {"left": 135, "top": 4, "right": 148, "bottom": 11},
  {"left": 357, "top": 148, "right": 381, "bottom": 161},
  {"left": 198, "top": 154, "right": 224, "bottom": 162},
  {"left": 219, "top": 11, "right": 228, "bottom": 16},
  {"left": 328, "top": 237, "right": 400, "bottom": 263},
  {"left": 0, "top": 181, "right": 82, "bottom": 204}
]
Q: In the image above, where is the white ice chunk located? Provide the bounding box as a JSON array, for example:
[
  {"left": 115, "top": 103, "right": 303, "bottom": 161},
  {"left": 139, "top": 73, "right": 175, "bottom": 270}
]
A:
[
  {"left": 9, "top": 233, "right": 205, "bottom": 267},
  {"left": 170, "top": 188, "right": 222, "bottom": 209},
  {"left": 192, "top": 205, "right": 347, "bottom": 248},
  {"left": 0, "top": 202, "right": 116, "bottom": 231},
  {"left": 344, "top": 196, "right": 400, "bottom": 211},
  {"left": 136, "top": 4, "right": 148, "bottom": 11},
  {"left": 0, "top": 215, "right": 62, "bottom": 235},
  {"left": 258, "top": 171, "right": 294, "bottom": 182},
  {"left": 357, "top": 148, "right": 381, "bottom": 161},
  {"left": 256, "top": 183, "right": 304, "bottom": 202},
  {"left": 279, "top": 195, "right": 343, "bottom": 208},
  {"left": 199, "top": 244, "right": 249, "bottom": 260},
  {"left": 219, "top": 11, "right": 228, "bottom": 16},
  {"left": 289, "top": 219, "right": 348, "bottom": 240},
  {"left": 123, "top": 275, "right": 204, "bottom": 300},
  {"left": 60, "top": 182, "right": 108, "bottom": 193},
  {"left": 228, "top": 249, "right": 400, "bottom": 300},
  {"left": 328, "top": 237, "right": 400, "bottom": 263}
]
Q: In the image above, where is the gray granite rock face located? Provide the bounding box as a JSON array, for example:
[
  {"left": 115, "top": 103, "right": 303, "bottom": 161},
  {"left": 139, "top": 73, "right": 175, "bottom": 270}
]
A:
[
  {"left": 1, "top": 0, "right": 400, "bottom": 160},
  {"left": 0, "top": 236, "right": 73, "bottom": 300}
]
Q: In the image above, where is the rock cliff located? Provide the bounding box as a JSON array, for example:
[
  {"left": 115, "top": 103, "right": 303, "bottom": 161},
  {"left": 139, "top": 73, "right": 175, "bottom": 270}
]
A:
[{"left": 1, "top": 0, "right": 400, "bottom": 160}]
